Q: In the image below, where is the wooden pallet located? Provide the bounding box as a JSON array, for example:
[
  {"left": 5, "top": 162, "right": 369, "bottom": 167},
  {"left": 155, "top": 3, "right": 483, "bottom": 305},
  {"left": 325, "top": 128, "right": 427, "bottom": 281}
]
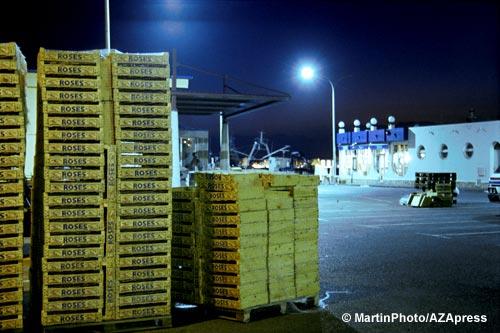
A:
[
  {"left": 212, "top": 295, "right": 318, "bottom": 323},
  {"left": 213, "top": 302, "right": 286, "bottom": 323},
  {"left": 39, "top": 315, "right": 172, "bottom": 333}
]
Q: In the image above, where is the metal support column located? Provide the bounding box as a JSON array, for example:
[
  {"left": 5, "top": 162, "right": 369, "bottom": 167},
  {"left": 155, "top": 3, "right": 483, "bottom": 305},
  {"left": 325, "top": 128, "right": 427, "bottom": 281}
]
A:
[
  {"left": 219, "top": 113, "right": 230, "bottom": 170},
  {"left": 105, "top": 0, "right": 111, "bottom": 51},
  {"left": 171, "top": 49, "right": 181, "bottom": 186},
  {"left": 328, "top": 79, "right": 336, "bottom": 183}
]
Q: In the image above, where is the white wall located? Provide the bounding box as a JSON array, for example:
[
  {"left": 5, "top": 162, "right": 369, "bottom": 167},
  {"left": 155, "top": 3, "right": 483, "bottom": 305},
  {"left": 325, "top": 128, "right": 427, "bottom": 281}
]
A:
[
  {"left": 338, "top": 120, "right": 500, "bottom": 186},
  {"left": 24, "top": 72, "right": 37, "bottom": 179},
  {"left": 406, "top": 121, "right": 500, "bottom": 184}
]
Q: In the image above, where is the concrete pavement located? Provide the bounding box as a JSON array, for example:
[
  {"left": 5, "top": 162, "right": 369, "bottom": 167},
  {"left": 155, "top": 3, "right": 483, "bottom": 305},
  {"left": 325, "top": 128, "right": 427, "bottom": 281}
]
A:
[
  {"left": 147, "top": 184, "right": 498, "bottom": 332},
  {"left": 318, "top": 185, "right": 500, "bottom": 332}
]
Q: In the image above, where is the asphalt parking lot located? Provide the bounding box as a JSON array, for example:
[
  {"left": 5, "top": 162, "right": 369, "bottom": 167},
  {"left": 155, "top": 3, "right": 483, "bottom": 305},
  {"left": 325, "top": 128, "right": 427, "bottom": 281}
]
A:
[
  {"left": 318, "top": 185, "right": 500, "bottom": 333},
  {"left": 150, "top": 184, "right": 499, "bottom": 332}
]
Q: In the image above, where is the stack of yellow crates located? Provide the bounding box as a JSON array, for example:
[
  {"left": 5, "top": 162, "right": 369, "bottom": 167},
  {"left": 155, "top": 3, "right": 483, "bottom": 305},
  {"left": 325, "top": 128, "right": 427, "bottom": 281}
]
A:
[
  {"left": 171, "top": 187, "right": 202, "bottom": 304},
  {"left": 0, "top": 42, "right": 26, "bottom": 331},
  {"left": 261, "top": 173, "right": 320, "bottom": 300},
  {"left": 110, "top": 52, "right": 172, "bottom": 320},
  {"left": 31, "top": 48, "right": 173, "bottom": 329},
  {"left": 435, "top": 182, "right": 453, "bottom": 207},
  {"left": 262, "top": 174, "right": 320, "bottom": 299},
  {"left": 290, "top": 176, "right": 320, "bottom": 298},
  {"left": 196, "top": 173, "right": 269, "bottom": 313},
  {"left": 171, "top": 172, "right": 320, "bottom": 320},
  {"left": 34, "top": 48, "right": 106, "bottom": 326},
  {"left": 262, "top": 177, "right": 296, "bottom": 302}
]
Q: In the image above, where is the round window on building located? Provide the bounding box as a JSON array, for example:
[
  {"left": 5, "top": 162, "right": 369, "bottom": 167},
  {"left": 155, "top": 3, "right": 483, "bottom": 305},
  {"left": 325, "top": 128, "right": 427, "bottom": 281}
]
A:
[
  {"left": 417, "top": 145, "right": 426, "bottom": 160},
  {"left": 439, "top": 144, "right": 448, "bottom": 159},
  {"left": 464, "top": 143, "right": 474, "bottom": 159}
]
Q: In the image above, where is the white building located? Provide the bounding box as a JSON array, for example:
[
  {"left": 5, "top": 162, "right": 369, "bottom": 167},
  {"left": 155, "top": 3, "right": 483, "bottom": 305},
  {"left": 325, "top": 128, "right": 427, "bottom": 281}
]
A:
[{"left": 337, "top": 118, "right": 500, "bottom": 189}]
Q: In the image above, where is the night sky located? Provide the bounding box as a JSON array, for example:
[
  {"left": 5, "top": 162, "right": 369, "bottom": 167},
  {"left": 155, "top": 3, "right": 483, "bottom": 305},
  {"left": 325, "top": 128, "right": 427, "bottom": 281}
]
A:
[{"left": 1, "top": 0, "right": 498, "bottom": 158}]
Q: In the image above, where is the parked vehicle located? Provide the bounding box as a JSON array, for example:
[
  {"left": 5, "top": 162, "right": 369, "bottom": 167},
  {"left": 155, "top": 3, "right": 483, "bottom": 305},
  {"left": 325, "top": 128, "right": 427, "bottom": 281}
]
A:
[{"left": 488, "top": 167, "right": 500, "bottom": 202}]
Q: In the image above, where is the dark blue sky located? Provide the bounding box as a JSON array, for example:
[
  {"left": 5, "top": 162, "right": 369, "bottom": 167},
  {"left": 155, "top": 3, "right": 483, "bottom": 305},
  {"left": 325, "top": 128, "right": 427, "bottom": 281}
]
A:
[{"left": 1, "top": 0, "right": 498, "bottom": 157}]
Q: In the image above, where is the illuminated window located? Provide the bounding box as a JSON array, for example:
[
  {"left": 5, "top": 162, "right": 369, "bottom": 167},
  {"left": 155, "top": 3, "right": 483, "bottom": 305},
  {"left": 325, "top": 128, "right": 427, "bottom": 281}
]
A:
[
  {"left": 439, "top": 144, "right": 448, "bottom": 159},
  {"left": 375, "top": 150, "right": 386, "bottom": 174},
  {"left": 417, "top": 145, "right": 426, "bottom": 160},
  {"left": 339, "top": 150, "right": 353, "bottom": 175},
  {"left": 352, "top": 151, "right": 358, "bottom": 171},
  {"left": 464, "top": 143, "right": 474, "bottom": 159},
  {"left": 357, "top": 149, "right": 372, "bottom": 175}
]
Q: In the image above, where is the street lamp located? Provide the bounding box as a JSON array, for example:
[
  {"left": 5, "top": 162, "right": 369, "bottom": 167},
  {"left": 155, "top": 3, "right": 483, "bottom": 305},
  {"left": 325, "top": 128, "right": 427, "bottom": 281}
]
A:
[
  {"left": 104, "top": 0, "right": 111, "bottom": 51},
  {"left": 299, "top": 65, "right": 336, "bottom": 182},
  {"left": 300, "top": 66, "right": 315, "bottom": 81}
]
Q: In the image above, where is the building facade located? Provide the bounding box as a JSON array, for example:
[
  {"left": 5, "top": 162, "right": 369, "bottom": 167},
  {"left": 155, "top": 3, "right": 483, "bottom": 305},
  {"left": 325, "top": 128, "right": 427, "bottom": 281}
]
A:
[
  {"left": 180, "top": 129, "right": 209, "bottom": 171},
  {"left": 337, "top": 119, "right": 500, "bottom": 189}
]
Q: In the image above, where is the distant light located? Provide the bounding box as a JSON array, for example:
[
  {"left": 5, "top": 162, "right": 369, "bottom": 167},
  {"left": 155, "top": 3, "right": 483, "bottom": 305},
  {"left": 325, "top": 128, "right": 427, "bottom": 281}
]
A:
[
  {"left": 162, "top": 20, "right": 184, "bottom": 35},
  {"left": 300, "top": 66, "right": 315, "bottom": 81},
  {"left": 165, "top": 0, "right": 182, "bottom": 13},
  {"left": 404, "top": 152, "right": 411, "bottom": 164},
  {"left": 175, "top": 303, "right": 197, "bottom": 309}
]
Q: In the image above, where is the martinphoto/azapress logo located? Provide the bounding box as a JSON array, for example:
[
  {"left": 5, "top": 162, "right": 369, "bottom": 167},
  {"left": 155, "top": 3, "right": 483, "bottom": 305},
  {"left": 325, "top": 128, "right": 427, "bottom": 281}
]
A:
[
  {"left": 342, "top": 313, "right": 488, "bottom": 325},
  {"left": 341, "top": 313, "right": 351, "bottom": 322},
  {"left": 428, "top": 313, "right": 488, "bottom": 325}
]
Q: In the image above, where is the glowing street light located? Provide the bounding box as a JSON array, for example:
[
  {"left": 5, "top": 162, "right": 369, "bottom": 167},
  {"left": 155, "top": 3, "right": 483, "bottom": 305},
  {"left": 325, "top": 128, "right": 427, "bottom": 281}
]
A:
[
  {"left": 300, "top": 66, "right": 315, "bottom": 81},
  {"left": 298, "top": 64, "right": 337, "bottom": 182}
]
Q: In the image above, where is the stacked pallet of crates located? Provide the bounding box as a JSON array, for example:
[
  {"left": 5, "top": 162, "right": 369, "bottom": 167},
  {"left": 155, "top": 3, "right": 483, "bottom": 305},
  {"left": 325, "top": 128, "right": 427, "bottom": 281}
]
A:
[
  {"left": 415, "top": 172, "right": 456, "bottom": 192},
  {"left": 196, "top": 173, "right": 269, "bottom": 319},
  {"left": 171, "top": 187, "right": 202, "bottom": 304},
  {"left": 435, "top": 182, "right": 453, "bottom": 207},
  {"left": 291, "top": 176, "right": 320, "bottom": 299},
  {"left": 414, "top": 172, "right": 456, "bottom": 207},
  {"left": 260, "top": 175, "right": 296, "bottom": 303},
  {"left": 0, "top": 42, "right": 26, "bottom": 331},
  {"left": 414, "top": 172, "right": 426, "bottom": 191},
  {"left": 33, "top": 48, "right": 106, "bottom": 327},
  {"left": 263, "top": 174, "right": 320, "bottom": 301},
  {"left": 110, "top": 52, "right": 172, "bottom": 321}
]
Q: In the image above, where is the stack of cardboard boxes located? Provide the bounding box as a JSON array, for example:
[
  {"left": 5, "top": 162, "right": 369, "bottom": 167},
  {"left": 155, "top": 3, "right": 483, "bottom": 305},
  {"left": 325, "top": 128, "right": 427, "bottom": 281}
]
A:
[
  {"left": 31, "top": 49, "right": 172, "bottom": 329},
  {"left": 0, "top": 42, "right": 27, "bottom": 331},
  {"left": 34, "top": 48, "right": 106, "bottom": 326},
  {"left": 171, "top": 172, "right": 320, "bottom": 320},
  {"left": 171, "top": 187, "right": 202, "bottom": 304},
  {"left": 110, "top": 52, "right": 172, "bottom": 321}
]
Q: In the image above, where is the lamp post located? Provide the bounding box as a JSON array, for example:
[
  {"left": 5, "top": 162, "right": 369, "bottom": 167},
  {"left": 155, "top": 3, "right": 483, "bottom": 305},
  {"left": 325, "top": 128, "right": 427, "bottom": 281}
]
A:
[
  {"left": 104, "top": 0, "right": 111, "bottom": 51},
  {"left": 299, "top": 66, "right": 336, "bottom": 182}
]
